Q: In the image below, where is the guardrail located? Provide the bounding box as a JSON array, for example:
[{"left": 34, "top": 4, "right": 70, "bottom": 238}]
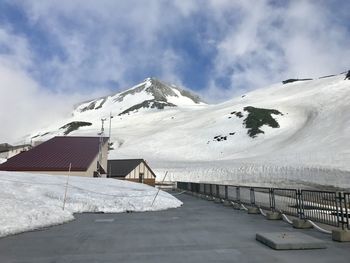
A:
[{"left": 176, "top": 182, "right": 350, "bottom": 230}]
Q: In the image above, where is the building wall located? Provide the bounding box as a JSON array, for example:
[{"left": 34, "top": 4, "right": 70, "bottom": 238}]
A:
[
  {"left": 115, "top": 177, "right": 155, "bottom": 186},
  {"left": 30, "top": 170, "right": 92, "bottom": 177},
  {"left": 100, "top": 141, "right": 108, "bottom": 173},
  {"left": 123, "top": 161, "right": 155, "bottom": 186},
  {"left": 125, "top": 178, "right": 155, "bottom": 186},
  {"left": 125, "top": 162, "right": 154, "bottom": 180}
]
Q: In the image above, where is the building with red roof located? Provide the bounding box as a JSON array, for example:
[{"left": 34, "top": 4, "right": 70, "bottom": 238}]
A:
[{"left": 0, "top": 136, "right": 109, "bottom": 177}]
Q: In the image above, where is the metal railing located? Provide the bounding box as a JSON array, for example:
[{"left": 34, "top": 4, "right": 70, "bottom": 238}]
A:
[{"left": 176, "top": 182, "right": 350, "bottom": 229}]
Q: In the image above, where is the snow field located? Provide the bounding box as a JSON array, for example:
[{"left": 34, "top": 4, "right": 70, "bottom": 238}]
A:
[
  {"left": 0, "top": 171, "right": 182, "bottom": 237},
  {"left": 154, "top": 161, "right": 350, "bottom": 190},
  {"left": 25, "top": 73, "right": 350, "bottom": 188}
]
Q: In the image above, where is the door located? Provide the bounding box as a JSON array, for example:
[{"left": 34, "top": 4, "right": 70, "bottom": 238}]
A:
[{"left": 139, "top": 173, "right": 144, "bottom": 183}]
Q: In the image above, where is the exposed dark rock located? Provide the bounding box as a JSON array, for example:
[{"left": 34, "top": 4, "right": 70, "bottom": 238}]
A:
[
  {"left": 113, "top": 84, "right": 147, "bottom": 103},
  {"left": 229, "top": 132, "right": 235, "bottom": 135},
  {"left": 60, "top": 121, "right": 92, "bottom": 135},
  {"left": 345, "top": 71, "right": 350, "bottom": 80},
  {"left": 108, "top": 142, "right": 114, "bottom": 150},
  {"left": 114, "top": 78, "right": 203, "bottom": 104},
  {"left": 80, "top": 101, "right": 96, "bottom": 112},
  {"left": 95, "top": 98, "right": 107, "bottom": 110},
  {"left": 118, "top": 99, "right": 176, "bottom": 116},
  {"left": 230, "top": 111, "right": 243, "bottom": 118},
  {"left": 319, "top": 75, "right": 335, "bottom": 79},
  {"left": 235, "top": 112, "right": 243, "bottom": 118},
  {"left": 177, "top": 88, "right": 202, "bottom": 104},
  {"left": 243, "top": 106, "right": 283, "bottom": 138},
  {"left": 282, "top": 78, "right": 312, "bottom": 84},
  {"left": 213, "top": 135, "right": 227, "bottom": 142}
]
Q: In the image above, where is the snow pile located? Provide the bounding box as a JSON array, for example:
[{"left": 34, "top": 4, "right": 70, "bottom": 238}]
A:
[
  {"left": 0, "top": 171, "right": 182, "bottom": 237},
  {"left": 0, "top": 158, "right": 6, "bottom": 164}
]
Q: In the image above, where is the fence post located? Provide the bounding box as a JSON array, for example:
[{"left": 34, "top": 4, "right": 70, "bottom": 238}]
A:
[
  {"left": 337, "top": 192, "right": 345, "bottom": 230},
  {"left": 236, "top": 187, "right": 240, "bottom": 204},
  {"left": 250, "top": 187, "right": 255, "bottom": 206},
  {"left": 269, "top": 188, "right": 276, "bottom": 211},
  {"left": 296, "top": 189, "right": 305, "bottom": 219},
  {"left": 210, "top": 184, "right": 213, "bottom": 196},
  {"left": 216, "top": 185, "right": 220, "bottom": 198},
  {"left": 225, "top": 186, "right": 228, "bottom": 200}
]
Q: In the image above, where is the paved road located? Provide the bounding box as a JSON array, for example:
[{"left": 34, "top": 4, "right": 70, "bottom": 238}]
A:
[{"left": 0, "top": 192, "right": 349, "bottom": 263}]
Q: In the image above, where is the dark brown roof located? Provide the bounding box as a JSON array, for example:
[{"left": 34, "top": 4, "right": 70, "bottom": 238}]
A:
[
  {"left": 0, "top": 136, "right": 108, "bottom": 172},
  {"left": 107, "top": 159, "right": 156, "bottom": 178}
]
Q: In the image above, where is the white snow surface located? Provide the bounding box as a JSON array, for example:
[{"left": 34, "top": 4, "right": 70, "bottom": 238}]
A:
[
  {"left": 25, "top": 73, "right": 350, "bottom": 189},
  {"left": 0, "top": 171, "right": 182, "bottom": 237}
]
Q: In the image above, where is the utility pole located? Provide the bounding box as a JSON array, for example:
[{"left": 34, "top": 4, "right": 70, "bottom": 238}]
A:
[
  {"left": 97, "top": 118, "right": 106, "bottom": 177},
  {"left": 108, "top": 112, "right": 113, "bottom": 149}
]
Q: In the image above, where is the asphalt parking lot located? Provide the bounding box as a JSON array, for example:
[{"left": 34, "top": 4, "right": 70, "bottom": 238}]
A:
[{"left": 0, "top": 192, "right": 349, "bottom": 263}]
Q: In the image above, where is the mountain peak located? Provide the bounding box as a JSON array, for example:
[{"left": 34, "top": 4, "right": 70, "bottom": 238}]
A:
[{"left": 74, "top": 78, "right": 205, "bottom": 115}]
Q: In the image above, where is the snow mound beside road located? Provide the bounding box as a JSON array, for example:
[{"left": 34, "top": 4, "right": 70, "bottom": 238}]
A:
[{"left": 0, "top": 171, "right": 182, "bottom": 237}]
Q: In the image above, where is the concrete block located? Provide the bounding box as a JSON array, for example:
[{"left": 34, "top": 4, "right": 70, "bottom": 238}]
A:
[
  {"left": 292, "top": 219, "right": 313, "bottom": 229},
  {"left": 214, "top": 198, "right": 222, "bottom": 203},
  {"left": 197, "top": 194, "right": 205, "bottom": 199},
  {"left": 248, "top": 207, "right": 260, "bottom": 214},
  {"left": 232, "top": 203, "right": 241, "bottom": 210},
  {"left": 223, "top": 200, "right": 232, "bottom": 207},
  {"left": 266, "top": 211, "right": 282, "bottom": 220},
  {"left": 256, "top": 232, "right": 326, "bottom": 250},
  {"left": 205, "top": 196, "right": 215, "bottom": 201},
  {"left": 332, "top": 229, "right": 350, "bottom": 242},
  {"left": 201, "top": 195, "right": 208, "bottom": 200}
]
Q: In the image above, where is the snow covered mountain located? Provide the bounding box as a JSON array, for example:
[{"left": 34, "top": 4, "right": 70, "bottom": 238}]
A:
[
  {"left": 74, "top": 77, "right": 204, "bottom": 116},
  {"left": 26, "top": 72, "right": 350, "bottom": 189}
]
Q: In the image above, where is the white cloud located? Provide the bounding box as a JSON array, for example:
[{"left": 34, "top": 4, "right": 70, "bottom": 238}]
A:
[
  {"left": 16, "top": 0, "right": 193, "bottom": 92},
  {"left": 0, "top": 0, "right": 349, "bottom": 141},
  {"left": 0, "top": 27, "right": 107, "bottom": 143},
  {"left": 204, "top": 0, "right": 350, "bottom": 99}
]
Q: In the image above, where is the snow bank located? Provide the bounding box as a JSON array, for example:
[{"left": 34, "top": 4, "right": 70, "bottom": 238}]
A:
[
  {"left": 154, "top": 159, "right": 350, "bottom": 190},
  {"left": 0, "top": 171, "right": 182, "bottom": 238}
]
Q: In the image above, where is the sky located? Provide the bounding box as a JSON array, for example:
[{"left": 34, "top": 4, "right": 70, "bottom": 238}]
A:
[{"left": 0, "top": 0, "right": 349, "bottom": 143}]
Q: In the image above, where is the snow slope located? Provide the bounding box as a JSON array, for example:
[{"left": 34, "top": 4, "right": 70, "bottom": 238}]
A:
[
  {"left": 0, "top": 171, "right": 182, "bottom": 237},
  {"left": 24, "top": 72, "right": 350, "bottom": 189}
]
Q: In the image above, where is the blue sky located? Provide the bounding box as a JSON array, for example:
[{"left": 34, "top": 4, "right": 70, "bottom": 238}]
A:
[{"left": 0, "top": 0, "right": 349, "bottom": 141}]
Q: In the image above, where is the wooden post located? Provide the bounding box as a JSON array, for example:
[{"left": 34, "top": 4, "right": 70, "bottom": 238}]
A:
[
  {"left": 151, "top": 171, "right": 168, "bottom": 207},
  {"left": 62, "top": 163, "right": 72, "bottom": 210}
]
